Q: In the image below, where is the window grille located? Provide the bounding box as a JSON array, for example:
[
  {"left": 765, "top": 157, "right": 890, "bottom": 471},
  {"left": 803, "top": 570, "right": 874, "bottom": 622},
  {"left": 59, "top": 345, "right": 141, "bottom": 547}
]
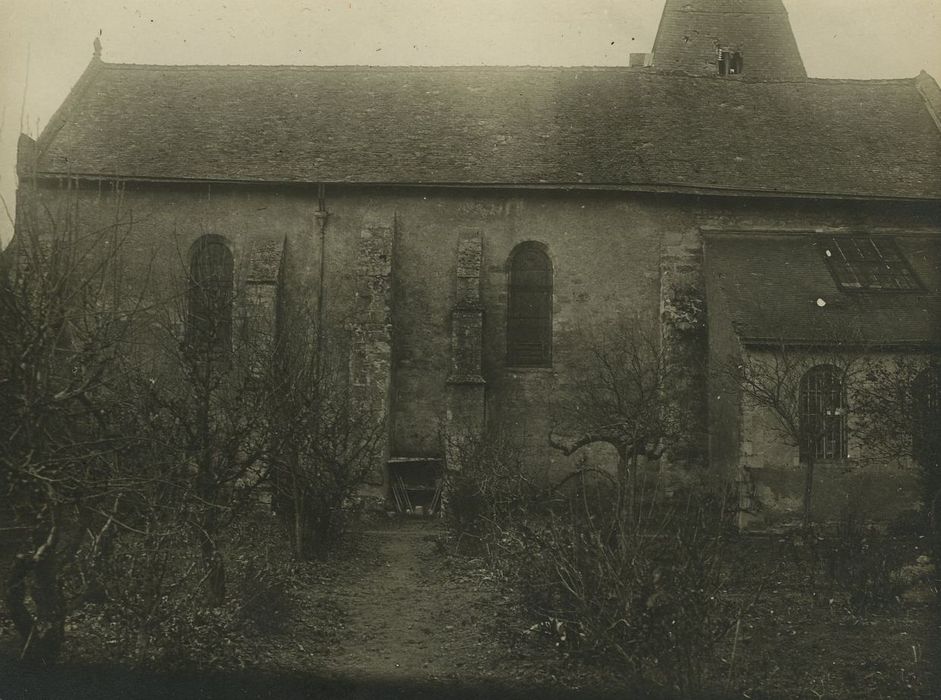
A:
[{"left": 799, "top": 365, "right": 847, "bottom": 461}]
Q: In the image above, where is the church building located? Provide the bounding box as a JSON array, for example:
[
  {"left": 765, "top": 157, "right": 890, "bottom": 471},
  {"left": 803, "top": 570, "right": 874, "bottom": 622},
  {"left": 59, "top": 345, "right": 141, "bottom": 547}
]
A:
[{"left": 14, "top": 0, "right": 941, "bottom": 524}]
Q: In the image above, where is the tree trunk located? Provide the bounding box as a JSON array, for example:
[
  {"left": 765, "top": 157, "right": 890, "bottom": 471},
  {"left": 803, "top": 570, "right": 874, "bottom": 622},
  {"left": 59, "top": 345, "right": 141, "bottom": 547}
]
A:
[
  {"left": 5, "top": 528, "right": 66, "bottom": 664},
  {"left": 195, "top": 393, "right": 226, "bottom": 607},
  {"left": 615, "top": 442, "right": 631, "bottom": 525},
  {"left": 29, "top": 549, "right": 65, "bottom": 662},
  {"left": 293, "top": 491, "right": 306, "bottom": 560},
  {"left": 199, "top": 530, "right": 227, "bottom": 607},
  {"left": 196, "top": 464, "right": 226, "bottom": 606},
  {"left": 802, "top": 455, "right": 816, "bottom": 527},
  {"left": 6, "top": 556, "right": 36, "bottom": 642}
]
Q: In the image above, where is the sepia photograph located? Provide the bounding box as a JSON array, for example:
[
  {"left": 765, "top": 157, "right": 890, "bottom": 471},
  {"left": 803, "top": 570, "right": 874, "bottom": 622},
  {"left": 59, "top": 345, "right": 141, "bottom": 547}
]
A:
[{"left": 1, "top": 1, "right": 940, "bottom": 698}]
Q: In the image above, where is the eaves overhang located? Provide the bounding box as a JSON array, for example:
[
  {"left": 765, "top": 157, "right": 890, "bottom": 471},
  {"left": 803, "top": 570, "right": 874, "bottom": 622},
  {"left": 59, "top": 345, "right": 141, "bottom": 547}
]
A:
[{"left": 21, "top": 170, "right": 941, "bottom": 205}]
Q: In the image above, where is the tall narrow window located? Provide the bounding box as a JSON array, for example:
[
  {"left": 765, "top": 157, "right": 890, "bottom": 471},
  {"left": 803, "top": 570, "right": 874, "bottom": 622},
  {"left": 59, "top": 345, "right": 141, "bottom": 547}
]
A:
[
  {"left": 799, "top": 365, "right": 847, "bottom": 461},
  {"left": 913, "top": 367, "right": 940, "bottom": 469},
  {"left": 186, "top": 235, "right": 234, "bottom": 356},
  {"left": 507, "top": 243, "right": 552, "bottom": 367}
]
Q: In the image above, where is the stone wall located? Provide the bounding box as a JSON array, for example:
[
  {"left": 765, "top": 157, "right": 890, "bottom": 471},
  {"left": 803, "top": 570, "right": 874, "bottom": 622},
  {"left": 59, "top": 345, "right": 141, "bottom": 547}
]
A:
[
  {"left": 350, "top": 222, "right": 396, "bottom": 484},
  {"left": 738, "top": 349, "right": 929, "bottom": 527},
  {"left": 21, "top": 179, "right": 941, "bottom": 500}
]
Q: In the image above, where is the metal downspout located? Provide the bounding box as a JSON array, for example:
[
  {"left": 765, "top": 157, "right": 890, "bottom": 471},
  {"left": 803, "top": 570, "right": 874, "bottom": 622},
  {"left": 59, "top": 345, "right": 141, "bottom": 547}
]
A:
[{"left": 314, "top": 183, "right": 329, "bottom": 367}]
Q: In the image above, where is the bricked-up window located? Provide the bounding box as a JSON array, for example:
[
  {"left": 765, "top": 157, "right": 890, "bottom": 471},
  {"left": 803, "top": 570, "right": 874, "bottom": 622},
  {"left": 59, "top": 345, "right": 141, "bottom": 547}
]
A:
[
  {"left": 507, "top": 243, "right": 552, "bottom": 367},
  {"left": 718, "top": 49, "right": 743, "bottom": 76},
  {"left": 913, "top": 366, "right": 940, "bottom": 468},
  {"left": 799, "top": 365, "right": 847, "bottom": 461},
  {"left": 823, "top": 236, "right": 921, "bottom": 291},
  {"left": 186, "top": 235, "right": 234, "bottom": 356}
]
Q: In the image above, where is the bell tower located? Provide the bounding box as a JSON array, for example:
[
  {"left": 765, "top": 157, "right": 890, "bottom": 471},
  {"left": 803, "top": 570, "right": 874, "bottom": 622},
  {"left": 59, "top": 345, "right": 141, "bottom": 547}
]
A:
[{"left": 651, "top": 0, "right": 807, "bottom": 79}]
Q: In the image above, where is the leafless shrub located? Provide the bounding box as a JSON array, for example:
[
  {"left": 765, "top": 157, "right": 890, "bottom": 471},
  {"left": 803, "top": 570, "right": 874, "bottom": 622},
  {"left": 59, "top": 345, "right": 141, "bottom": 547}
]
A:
[
  {"left": 854, "top": 358, "right": 941, "bottom": 586},
  {"left": 507, "top": 479, "right": 744, "bottom": 697},
  {"left": 0, "top": 179, "right": 145, "bottom": 663},
  {"left": 0, "top": 173, "right": 370, "bottom": 663},
  {"left": 549, "top": 319, "right": 680, "bottom": 498},
  {"left": 442, "top": 431, "right": 545, "bottom": 553},
  {"left": 444, "top": 434, "right": 751, "bottom": 695},
  {"left": 270, "top": 342, "right": 385, "bottom": 561},
  {"left": 820, "top": 504, "right": 907, "bottom": 618}
]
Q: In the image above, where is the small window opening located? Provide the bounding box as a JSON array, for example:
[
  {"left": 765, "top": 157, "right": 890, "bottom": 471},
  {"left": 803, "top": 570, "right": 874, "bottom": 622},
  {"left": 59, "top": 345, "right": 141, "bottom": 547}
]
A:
[
  {"left": 718, "top": 49, "right": 743, "bottom": 76},
  {"left": 822, "top": 236, "right": 921, "bottom": 291}
]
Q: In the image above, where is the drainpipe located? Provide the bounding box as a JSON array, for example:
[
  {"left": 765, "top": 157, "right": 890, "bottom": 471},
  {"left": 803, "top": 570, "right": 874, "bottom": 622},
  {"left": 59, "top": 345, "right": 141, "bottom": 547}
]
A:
[{"left": 314, "top": 183, "right": 329, "bottom": 367}]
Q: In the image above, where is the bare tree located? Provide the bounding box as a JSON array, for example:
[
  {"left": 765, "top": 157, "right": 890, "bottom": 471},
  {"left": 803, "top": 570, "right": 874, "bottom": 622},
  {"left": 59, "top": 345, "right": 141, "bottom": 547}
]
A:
[
  {"left": 270, "top": 338, "right": 384, "bottom": 560},
  {"left": 116, "top": 285, "right": 287, "bottom": 606},
  {"left": 724, "top": 343, "right": 862, "bottom": 526},
  {"left": 854, "top": 357, "right": 941, "bottom": 546},
  {"left": 853, "top": 358, "right": 940, "bottom": 473},
  {"left": 0, "top": 179, "right": 142, "bottom": 661},
  {"left": 548, "top": 319, "right": 680, "bottom": 512}
]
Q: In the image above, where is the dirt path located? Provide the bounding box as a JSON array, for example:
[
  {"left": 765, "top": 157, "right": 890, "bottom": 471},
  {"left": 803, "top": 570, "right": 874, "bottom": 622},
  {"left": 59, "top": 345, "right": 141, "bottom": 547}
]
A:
[{"left": 320, "top": 521, "right": 512, "bottom": 685}]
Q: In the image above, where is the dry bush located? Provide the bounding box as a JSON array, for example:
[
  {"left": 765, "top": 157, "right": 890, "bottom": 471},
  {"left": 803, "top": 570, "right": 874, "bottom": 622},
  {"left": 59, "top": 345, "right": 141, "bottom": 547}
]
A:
[
  {"left": 71, "top": 504, "right": 297, "bottom": 667},
  {"left": 820, "top": 506, "right": 910, "bottom": 618},
  {"left": 445, "top": 436, "right": 751, "bottom": 696},
  {"left": 442, "top": 432, "right": 547, "bottom": 553},
  {"left": 270, "top": 347, "right": 384, "bottom": 561},
  {"left": 510, "top": 479, "right": 742, "bottom": 696}
]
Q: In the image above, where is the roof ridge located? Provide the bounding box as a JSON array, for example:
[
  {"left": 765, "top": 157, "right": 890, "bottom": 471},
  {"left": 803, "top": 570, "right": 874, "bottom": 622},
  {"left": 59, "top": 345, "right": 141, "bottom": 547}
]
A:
[
  {"left": 798, "top": 76, "right": 920, "bottom": 85},
  {"left": 94, "top": 61, "right": 926, "bottom": 85},
  {"left": 97, "top": 62, "right": 646, "bottom": 71}
]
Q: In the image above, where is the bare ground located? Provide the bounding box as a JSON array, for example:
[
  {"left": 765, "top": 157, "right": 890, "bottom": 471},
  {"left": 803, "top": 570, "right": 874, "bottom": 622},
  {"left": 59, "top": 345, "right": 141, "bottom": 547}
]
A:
[
  {"left": 318, "top": 521, "right": 512, "bottom": 683},
  {"left": 2, "top": 520, "right": 936, "bottom": 699},
  {"left": 0, "top": 519, "right": 630, "bottom": 699}
]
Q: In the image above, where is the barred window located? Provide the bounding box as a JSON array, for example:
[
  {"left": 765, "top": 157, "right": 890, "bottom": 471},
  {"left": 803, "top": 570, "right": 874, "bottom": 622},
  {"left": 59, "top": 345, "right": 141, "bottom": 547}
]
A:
[
  {"left": 822, "top": 236, "right": 920, "bottom": 291},
  {"left": 186, "top": 235, "right": 234, "bottom": 356},
  {"left": 799, "top": 365, "right": 847, "bottom": 461},
  {"left": 507, "top": 243, "right": 552, "bottom": 367}
]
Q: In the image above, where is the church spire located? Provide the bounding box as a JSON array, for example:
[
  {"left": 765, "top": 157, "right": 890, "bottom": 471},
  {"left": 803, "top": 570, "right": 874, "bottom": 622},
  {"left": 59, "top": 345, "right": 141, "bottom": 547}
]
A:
[{"left": 651, "top": 0, "right": 806, "bottom": 79}]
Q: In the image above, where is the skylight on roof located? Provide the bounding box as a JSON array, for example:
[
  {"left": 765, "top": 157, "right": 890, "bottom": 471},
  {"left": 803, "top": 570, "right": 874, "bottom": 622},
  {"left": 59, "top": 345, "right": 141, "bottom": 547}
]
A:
[{"left": 822, "top": 236, "right": 921, "bottom": 291}]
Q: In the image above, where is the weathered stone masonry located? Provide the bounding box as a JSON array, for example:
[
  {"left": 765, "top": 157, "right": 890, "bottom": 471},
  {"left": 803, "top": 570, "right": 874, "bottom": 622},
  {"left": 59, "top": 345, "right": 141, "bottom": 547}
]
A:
[
  {"left": 447, "top": 234, "right": 486, "bottom": 435},
  {"left": 350, "top": 221, "right": 396, "bottom": 485}
]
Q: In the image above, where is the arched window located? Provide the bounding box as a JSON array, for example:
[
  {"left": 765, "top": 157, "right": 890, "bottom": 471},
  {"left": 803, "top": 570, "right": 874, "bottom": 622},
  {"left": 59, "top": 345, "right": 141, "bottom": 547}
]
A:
[
  {"left": 799, "top": 365, "right": 847, "bottom": 461},
  {"left": 913, "top": 367, "right": 940, "bottom": 469},
  {"left": 507, "top": 243, "right": 552, "bottom": 367},
  {"left": 186, "top": 235, "right": 234, "bottom": 356}
]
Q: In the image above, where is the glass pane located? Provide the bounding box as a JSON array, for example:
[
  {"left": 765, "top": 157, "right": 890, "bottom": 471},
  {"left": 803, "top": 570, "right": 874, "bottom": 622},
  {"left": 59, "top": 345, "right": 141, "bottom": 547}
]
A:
[{"left": 507, "top": 245, "right": 552, "bottom": 366}]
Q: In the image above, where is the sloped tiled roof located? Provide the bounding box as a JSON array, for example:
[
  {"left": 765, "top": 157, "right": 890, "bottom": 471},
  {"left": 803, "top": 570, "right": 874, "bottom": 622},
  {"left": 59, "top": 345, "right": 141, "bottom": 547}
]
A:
[
  {"left": 29, "top": 61, "right": 941, "bottom": 199},
  {"left": 704, "top": 234, "right": 941, "bottom": 346},
  {"left": 652, "top": 0, "right": 807, "bottom": 79}
]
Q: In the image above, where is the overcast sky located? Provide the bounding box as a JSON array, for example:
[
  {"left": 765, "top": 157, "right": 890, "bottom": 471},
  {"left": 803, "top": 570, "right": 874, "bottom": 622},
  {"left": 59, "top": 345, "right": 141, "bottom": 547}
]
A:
[{"left": 1, "top": 0, "right": 940, "bottom": 246}]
